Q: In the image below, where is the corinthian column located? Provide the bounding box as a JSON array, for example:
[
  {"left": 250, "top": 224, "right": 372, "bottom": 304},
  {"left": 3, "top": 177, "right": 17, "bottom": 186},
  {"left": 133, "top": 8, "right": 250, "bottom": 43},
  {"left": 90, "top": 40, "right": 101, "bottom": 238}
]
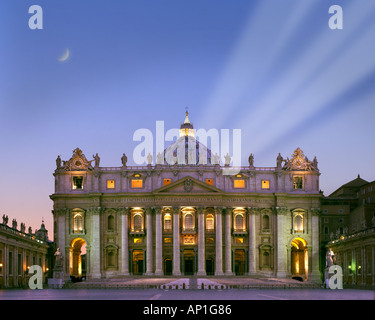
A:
[
  {"left": 120, "top": 207, "right": 129, "bottom": 275},
  {"left": 224, "top": 208, "right": 233, "bottom": 275},
  {"left": 89, "top": 207, "right": 102, "bottom": 279},
  {"left": 276, "top": 207, "right": 287, "bottom": 278},
  {"left": 247, "top": 207, "right": 256, "bottom": 275},
  {"left": 145, "top": 207, "right": 153, "bottom": 275},
  {"left": 197, "top": 207, "right": 206, "bottom": 276},
  {"left": 310, "top": 208, "right": 321, "bottom": 281},
  {"left": 215, "top": 207, "right": 224, "bottom": 275},
  {"left": 172, "top": 206, "right": 181, "bottom": 276},
  {"left": 154, "top": 207, "right": 163, "bottom": 275}
]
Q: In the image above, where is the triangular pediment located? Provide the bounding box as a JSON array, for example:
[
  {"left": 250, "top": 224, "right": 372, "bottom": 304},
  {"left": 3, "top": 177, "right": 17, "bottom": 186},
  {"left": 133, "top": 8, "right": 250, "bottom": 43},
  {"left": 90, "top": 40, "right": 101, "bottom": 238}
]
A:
[{"left": 153, "top": 176, "right": 223, "bottom": 194}]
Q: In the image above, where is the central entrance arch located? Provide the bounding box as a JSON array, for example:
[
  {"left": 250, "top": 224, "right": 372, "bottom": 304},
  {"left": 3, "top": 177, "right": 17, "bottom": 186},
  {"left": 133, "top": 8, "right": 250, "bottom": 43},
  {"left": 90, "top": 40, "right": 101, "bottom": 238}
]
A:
[
  {"left": 70, "top": 238, "right": 86, "bottom": 280},
  {"left": 291, "top": 237, "right": 308, "bottom": 281}
]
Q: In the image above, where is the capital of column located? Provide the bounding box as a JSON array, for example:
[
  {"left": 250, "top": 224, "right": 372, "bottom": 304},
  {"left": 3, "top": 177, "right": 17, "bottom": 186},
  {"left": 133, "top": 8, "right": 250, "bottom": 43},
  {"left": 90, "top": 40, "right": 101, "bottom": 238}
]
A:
[
  {"left": 146, "top": 207, "right": 154, "bottom": 215},
  {"left": 54, "top": 208, "right": 69, "bottom": 217},
  {"left": 197, "top": 206, "right": 204, "bottom": 215},
  {"left": 118, "top": 207, "right": 129, "bottom": 215},
  {"left": 172, "top": 206, "right": 180, "bottom": 214},
  {"left": 154, "top": 207, "right": 162, "bottom": 215},
  {"left": 223, "top": 207, "right": 232, "bottom": 215},
  {"left": 275, "top": 206, "right": 288, "bottom": 215},
  {"left": 215, "top": 206, "right": 223, "bottom": 214},
  {"left": 310, "top": 208, "right": 321, "bottom": 216},
  {"left": 247, "top": 207, "right": 256, "bottom": 215},
  {"left": 88, "top": 207, "right": 102, "bottom": 215}
]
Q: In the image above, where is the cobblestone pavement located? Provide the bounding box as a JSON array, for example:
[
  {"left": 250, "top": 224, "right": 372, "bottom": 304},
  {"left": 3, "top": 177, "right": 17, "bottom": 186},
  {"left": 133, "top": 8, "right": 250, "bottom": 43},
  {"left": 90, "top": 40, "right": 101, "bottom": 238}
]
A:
[
  {"left": 62, "top": 275, "right": 322, "bottom": 289},
  {"left": 0, "top": 287, "right": 374, "bottom": 301}
]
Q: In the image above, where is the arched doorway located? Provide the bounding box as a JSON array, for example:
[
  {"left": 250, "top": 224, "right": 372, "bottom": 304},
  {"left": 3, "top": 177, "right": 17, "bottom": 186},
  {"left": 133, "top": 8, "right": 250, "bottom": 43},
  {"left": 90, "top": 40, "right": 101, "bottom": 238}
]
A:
[
  {"left": 291, "top": 237, "right": 308, "bottom": 281},
  {"left": 70, "top": 238, "right": 87, "bottom": 280}
]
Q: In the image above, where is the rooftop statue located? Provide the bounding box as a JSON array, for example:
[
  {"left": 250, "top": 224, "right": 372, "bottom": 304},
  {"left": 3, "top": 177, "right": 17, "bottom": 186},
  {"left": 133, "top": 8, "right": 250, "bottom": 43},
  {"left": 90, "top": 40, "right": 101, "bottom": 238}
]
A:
[{"left": 282, "top": 147, "right": 318, "bottom": 171}]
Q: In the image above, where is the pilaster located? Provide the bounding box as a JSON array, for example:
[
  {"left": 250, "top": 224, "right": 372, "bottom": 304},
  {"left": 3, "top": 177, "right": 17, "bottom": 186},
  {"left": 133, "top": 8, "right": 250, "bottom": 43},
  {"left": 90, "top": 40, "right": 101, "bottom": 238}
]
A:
[
  {"left": 88, "top": 207, "right": 102, "bottom": 279},
  {"left": 119, "top": 207, "right": 129, "bottom": 275},
  {"left": 145, "top": 207, "right": 153, "bottom": 275},
  {"left": 224, "top": 207, "right": 233, "bottom": 275},
  {"left": 154, "top": 207, "right": 163, "bottom": 275},
  {"left": 197, "top": 207, "right": 206, "bottom": 276},
  {"left": 215, "top": 206, "right": 224, "bottom": 276},
  {"left": 172, "top": 206, "right": 181, "bottom": 276}
]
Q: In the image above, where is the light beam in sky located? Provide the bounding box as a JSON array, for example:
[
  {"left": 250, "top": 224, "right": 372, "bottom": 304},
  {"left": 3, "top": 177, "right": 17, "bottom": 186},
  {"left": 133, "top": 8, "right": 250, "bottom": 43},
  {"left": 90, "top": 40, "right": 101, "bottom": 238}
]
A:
[{"left": 198, "top": 1, "right": 375, "bottom": 161}]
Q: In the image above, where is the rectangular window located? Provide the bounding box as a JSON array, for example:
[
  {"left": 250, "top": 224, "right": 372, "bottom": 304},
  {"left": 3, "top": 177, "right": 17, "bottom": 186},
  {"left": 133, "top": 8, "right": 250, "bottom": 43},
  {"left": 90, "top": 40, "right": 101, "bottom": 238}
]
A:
[
  {"left": 261, "top": 180, "right": 270, "bottom": 189},
  {"left": 18, "top": 253, "right": 22, "bottom": 275},
  {"left": 107, "top": 180, "right": 115, "bottom": 189},
  {"left": 133, "top": 238, "right": 142, "bottom": 244},
  {"left": 206, "top": 179, "right": 214, "bottom": 186},
  {"left": 206, "top": 237, "right": 214, "bottom": 244},
  {"left": 163, "top": 179, "right": 171, "bottom": 186},
  {"left": 164, "top": 237, "right": 172, "bottom": 244},
  {"left": 8, "top": 252, "right": 12, "bottom": 275},
  {"left": 206, "top": 216, "right": 214, "bottom": 231},
  {"left": 235, "top": 238, "right": 244, "bottom": 244},
  {"left": 293, "top": 176, "right": 303, "bottom": 190},
  {"left": 73, "top": 176, "right": 83, "bottom": 189},
  {"left": 234, "top": 180, "right": 245, "bottom": 188},
  {"left": 131, "top": 179, "right": 143, "bottom": 188},
  {"left": 183, "top": 235, "right": 195, "bottom": 245},
  {"left": 164, "top": 214, "right": 172, "bottom": 231}
]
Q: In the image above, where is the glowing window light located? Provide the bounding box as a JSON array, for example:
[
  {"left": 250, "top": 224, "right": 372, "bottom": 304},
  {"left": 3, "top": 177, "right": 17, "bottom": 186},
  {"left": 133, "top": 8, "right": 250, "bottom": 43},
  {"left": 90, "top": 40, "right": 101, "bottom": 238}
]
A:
[{"left": 132, "top": 179, "right": 143, "bottom": 188}]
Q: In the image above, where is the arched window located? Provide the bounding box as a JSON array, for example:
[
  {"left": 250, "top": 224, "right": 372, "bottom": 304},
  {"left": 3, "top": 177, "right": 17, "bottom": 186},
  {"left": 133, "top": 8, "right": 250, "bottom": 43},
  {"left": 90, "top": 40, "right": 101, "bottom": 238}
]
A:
[
  {"left": 108, "top": 251, "right": 115, "bottom": 267},
  {"left": 73, "top": 213, "right": 83, "bottom": 233},
  {"left": 206, "top": 214, "right": 214, "bottom": 231},
  {"left": 293, "top": 213, "right": 304, "bottom": 232},
  {"left": 184, "top": 213, "right": 194, "bottom": 230},
  {"left": 164, "top": 214, "right": 172, "bottom": 231},
  {"left": 234, "top": 213, "right": 244, "bottom": 231},
  {"left": 263, "top": 252, "right": 270, "bottom": 267},
  {"left": 133, "top": 214, "right": 143, "bottom": 232},
  {"left": 108, "top": 215, "right": 115, "bottom": 231},
  {"left": 262, "top": 215, "right": 270, "bottom": 230}
]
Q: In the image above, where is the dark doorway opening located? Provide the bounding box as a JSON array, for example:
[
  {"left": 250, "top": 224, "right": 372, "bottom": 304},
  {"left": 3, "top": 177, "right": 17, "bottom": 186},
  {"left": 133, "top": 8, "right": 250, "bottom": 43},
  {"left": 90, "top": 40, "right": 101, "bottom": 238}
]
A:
[
  {"left": 164, "top": 258, "right": 172, "bottom": 275},
  {"left": 132, "top": 250, "right": 144, "bottom": 275},
  {"left": 206, "top": 258, "right": 214, "bottom": 275},
  {"left": 184, "top": 249, "right": 195, "bottom": 275}
]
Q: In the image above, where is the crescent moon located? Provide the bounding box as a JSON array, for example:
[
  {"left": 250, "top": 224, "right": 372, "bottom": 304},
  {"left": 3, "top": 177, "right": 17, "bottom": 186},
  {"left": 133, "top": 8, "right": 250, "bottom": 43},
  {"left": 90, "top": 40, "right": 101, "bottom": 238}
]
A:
[{"left": 58, "top": 49, "right": 70, "bottom": 62}]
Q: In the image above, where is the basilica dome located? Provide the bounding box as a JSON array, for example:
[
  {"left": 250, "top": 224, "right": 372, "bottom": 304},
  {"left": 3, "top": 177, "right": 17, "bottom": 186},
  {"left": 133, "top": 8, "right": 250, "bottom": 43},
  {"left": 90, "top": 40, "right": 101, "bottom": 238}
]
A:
[{"left": 161, "top": 112, "right": 213, "bottom": 165}]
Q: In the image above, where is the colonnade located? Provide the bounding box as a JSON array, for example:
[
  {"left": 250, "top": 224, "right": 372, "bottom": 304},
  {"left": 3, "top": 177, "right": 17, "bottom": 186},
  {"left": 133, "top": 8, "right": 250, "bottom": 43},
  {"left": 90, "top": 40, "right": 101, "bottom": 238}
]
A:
[{"left": 119, "top": 206, "right": 254, "bottom": 276}]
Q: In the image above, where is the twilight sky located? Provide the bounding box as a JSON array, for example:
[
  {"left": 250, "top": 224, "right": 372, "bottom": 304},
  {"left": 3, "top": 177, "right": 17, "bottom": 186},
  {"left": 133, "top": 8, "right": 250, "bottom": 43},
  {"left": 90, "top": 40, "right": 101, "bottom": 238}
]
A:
[{"left": 1, "top": 0, "right": 375, "bottom": 237}]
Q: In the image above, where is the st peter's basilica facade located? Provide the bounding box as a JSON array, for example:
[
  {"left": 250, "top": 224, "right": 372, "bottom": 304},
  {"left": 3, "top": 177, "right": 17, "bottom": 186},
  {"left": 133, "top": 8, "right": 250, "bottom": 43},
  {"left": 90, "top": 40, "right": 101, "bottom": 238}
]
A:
[{"left": 51, "top": 113, "right": 321, "bottom": 282}]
